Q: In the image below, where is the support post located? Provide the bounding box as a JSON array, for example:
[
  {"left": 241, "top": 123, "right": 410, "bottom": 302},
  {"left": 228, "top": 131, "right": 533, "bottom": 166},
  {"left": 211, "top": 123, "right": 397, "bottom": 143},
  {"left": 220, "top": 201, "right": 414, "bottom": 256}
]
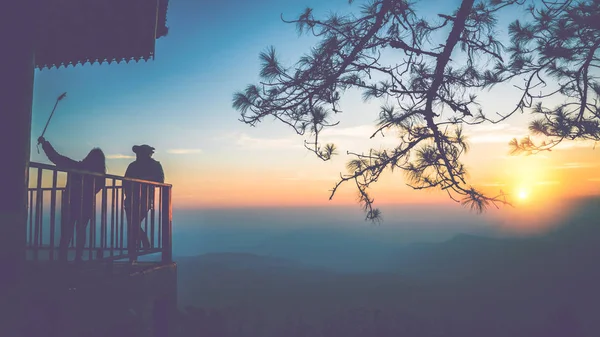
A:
[
  {"left": 161, "top": 186, "right": 172, "bottom": 263},
  {"left": 0, "top": 0, "right": 36, "bottom": 335},
  {"left": 128, "top": 182, "right": 140, "bottom": 263}
]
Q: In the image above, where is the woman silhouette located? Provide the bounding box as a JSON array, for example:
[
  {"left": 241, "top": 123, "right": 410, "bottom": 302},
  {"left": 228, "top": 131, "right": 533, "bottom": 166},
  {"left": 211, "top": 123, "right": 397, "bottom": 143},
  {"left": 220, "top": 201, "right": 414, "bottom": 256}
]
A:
[{"left": 38, "top": 136, "right": 106, "bottom": 262}]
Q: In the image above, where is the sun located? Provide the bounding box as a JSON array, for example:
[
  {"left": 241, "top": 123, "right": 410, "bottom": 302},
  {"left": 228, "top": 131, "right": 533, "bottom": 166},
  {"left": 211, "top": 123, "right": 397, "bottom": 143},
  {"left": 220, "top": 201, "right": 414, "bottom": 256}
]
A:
[{"left": 517, "top": 188, "right": 529, "bottom": 200}]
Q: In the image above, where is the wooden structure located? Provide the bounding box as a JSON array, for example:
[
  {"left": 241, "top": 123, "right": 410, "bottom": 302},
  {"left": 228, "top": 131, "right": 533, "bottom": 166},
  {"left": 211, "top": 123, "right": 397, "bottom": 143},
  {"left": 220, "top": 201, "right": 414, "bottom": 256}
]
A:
[{"left": 0, "top": 1, "right": 172, "bottom": 336}]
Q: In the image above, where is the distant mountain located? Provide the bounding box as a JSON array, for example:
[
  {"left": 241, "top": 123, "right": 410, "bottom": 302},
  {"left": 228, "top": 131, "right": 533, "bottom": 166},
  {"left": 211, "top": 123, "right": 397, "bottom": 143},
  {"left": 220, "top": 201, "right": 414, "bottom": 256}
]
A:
[
  {"left": 176, "top": 252, "right": 306, "bottom": 272},
  {"left": 388, "top": 197, "right": 600, "bottom": 280},
  {"left": 251, "top": 227, "right": 406, "bottom": 272},
  {"left": 390, "top": 233, "right": 543, "bottom": 281},
  {"left": 175, "top": 233, "right": 600, "bottom": 337},
  {"left": 173, "top": 197, "right": 600, "bottom": 337}
]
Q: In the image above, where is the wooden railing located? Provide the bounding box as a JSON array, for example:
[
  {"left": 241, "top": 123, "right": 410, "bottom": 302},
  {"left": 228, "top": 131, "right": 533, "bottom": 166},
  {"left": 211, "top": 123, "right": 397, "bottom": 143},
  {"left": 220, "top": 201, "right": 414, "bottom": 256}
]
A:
[{"left": 26, "top": 162, "right": 172, "bottom": 264}]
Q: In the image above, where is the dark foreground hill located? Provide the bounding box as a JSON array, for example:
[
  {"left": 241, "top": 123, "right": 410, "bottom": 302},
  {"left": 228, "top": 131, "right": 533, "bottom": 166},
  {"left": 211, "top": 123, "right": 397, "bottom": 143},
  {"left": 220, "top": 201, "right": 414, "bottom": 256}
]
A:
[{"left": 175, "top": 198, "right": 600, "bottom": 337}]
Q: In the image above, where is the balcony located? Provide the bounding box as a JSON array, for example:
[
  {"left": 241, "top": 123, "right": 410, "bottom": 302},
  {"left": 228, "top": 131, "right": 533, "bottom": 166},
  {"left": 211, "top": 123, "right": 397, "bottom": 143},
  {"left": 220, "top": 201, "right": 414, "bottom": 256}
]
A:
[
  {"left": 26, "top": 161, "right": 172, "bottom": 264},
  {"left": 23, "top": 162, "right": 177, "bottom": 336}
]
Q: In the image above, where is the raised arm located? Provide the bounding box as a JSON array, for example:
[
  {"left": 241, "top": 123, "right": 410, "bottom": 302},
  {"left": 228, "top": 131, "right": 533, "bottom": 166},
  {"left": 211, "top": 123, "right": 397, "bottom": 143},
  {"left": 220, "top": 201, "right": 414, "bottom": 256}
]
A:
[{"left": 38, "top": 137, "right": 79, "bottom": 169}]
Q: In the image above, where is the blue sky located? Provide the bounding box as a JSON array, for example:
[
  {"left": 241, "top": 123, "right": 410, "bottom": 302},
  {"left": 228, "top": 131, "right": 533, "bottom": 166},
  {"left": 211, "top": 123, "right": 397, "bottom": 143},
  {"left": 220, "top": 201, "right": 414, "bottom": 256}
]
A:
[
  {"left": 30, "top": 0, "right": 599, "bottom": 215},
  {"left": 31, "top": 0, "right": 330, "bottom": 167}
]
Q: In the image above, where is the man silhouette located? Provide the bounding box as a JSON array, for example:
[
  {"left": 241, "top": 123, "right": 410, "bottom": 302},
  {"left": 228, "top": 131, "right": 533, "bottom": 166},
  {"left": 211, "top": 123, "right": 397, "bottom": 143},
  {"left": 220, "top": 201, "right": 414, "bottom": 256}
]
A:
[{"left": 124, "top": 144, "right": 165, "bottom": 251}]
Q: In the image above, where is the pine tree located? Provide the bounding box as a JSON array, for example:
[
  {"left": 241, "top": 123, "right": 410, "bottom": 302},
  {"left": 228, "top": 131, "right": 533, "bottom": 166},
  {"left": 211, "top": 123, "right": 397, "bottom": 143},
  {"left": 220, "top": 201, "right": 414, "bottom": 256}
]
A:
[{"left": 233, "top": 0, "right": 598, "bottom": 221}]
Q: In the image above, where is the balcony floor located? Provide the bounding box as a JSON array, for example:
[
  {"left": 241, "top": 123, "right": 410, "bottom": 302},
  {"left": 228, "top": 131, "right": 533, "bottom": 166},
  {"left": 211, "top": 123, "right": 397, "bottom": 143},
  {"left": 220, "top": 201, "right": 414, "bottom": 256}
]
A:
[{"left": 24, "top": 259, "right": 173, "bottom": 290}]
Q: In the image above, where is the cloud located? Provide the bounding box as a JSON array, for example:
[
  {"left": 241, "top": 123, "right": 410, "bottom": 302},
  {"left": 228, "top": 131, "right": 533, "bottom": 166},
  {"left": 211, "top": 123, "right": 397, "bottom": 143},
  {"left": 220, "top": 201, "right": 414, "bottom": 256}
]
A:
[
  {"left": 467, "top": 127, "right": 596, "bottom": 149},
  {"left": 106, "top": 154, "right": 134, "bottom": 159},
  {"left": 466, "top": 123, "right": 527, "bottom": 144},
  {"left": 234, "top": 133, "right": 303, "bottom": 150},
  {"left": 534, "top": 180, "right": 560, "bottom": 186},
  {"left": 497, "top": 154, "right": 549, "bottom": 160},
  {"left": 479, "top": 180, "right": 560, "bottom": 188},
  {"left": 469, "top": 134, "right": 522, "bottom": 144},
  {"left": 321, "top": 123, "right": 528, "bottom": 143},
  {"left": 553, "top": 140, "right": 597, "bottom": 150},
  {"left": 213, "top": 131, "right": 302, "bottom": 150},
  {"left": 309, "top": 122, "right": 533, "bottom": 149},
  {"left": 279, "top": 172, "right": 334, "bottom": 181},
  {"left": 463, "top": 124, "right": 597, "bottom": 149},
  {"left": 225, "top": 122, "right": 533, "bottom": 153},
  {"left": 318, "top": 125, "right": 402, "bottom": 150},
  {"left": 553, "top": 162, "right": 597, "bottom": 170},
  {"left": 320, "top": 125, "right": 377, "bottom": 138},
  {"left": 167, "top": 149, "right": 203, "bottom": 155},
  {"left": 466, "top": 123, "right": 514, "bottom": 133},
  {"left": 479, "top": 182, "right": 506, "bottom": 187},
  {"left": 312, "top": 122, "right": 531, "bottom": 145}
]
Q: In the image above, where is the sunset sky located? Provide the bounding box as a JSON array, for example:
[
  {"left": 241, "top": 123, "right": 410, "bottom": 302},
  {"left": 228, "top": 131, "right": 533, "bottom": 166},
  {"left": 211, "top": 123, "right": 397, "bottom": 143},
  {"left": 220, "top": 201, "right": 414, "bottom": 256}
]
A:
[{"left": 30, "top": 0, "right": 599, "bottom": 217}]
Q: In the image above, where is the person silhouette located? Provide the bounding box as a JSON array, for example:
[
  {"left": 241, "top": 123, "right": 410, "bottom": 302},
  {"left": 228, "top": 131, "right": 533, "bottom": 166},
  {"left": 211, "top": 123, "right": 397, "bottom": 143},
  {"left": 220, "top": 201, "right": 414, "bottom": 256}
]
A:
[
  {"left": 38, "top": 137, "right": 106, "bottom": 262},
  {"left": 123, "top": 145, "right": 165, "bottom": 252}
]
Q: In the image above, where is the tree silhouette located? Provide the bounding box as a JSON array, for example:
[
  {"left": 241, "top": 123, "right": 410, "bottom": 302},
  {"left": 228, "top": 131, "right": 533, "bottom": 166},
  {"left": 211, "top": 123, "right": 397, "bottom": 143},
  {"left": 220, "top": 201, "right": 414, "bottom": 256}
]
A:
[
  {"left": 232, "top": 0, "right": 596, "bottom": 221},
  {"left": 501, "top": 0, "right": 600, "bottom": 154}
]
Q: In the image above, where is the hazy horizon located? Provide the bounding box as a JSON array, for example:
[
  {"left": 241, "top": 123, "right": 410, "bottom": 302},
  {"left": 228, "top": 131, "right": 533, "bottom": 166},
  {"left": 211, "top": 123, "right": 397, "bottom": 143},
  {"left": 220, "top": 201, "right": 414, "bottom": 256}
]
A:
[{"left": 168, "top": 196, "right": 597, "bottom": 272}]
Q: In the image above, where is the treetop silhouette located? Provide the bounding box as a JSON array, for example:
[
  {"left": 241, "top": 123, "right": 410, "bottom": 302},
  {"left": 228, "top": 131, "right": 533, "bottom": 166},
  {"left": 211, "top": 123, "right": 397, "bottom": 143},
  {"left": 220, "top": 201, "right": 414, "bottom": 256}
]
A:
[{"left": 233, "top": 0, "right": 599, "bottom": 221}]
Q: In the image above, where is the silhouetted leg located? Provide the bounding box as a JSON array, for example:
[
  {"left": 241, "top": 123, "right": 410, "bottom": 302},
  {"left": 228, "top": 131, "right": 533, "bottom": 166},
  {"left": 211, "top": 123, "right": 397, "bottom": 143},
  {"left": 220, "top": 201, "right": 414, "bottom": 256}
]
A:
[
  {"left": 58, "top": 218, "right": 75, "bottom": 262},
  {"left": 138, "top": 207, "right": 150, "bottom": 249},
  {"left": 75, "top": 215, "right": 92, "bottom": 262},
  {"left": 139, "top": 228, "right": 151, "bottom": 249},
  {"left": 127, "top": 205, "right": 150, "bottom": 250},
  {"left": 125, "top": 206, "right": 138, "bottom": 259}
]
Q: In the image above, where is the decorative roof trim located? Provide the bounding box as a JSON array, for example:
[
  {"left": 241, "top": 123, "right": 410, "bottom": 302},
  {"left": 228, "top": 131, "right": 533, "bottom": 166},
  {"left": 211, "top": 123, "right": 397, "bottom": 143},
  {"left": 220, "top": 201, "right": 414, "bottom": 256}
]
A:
[
  {"left": 35, "top": 0, "right": 169, "bottom": 71},
  {"left": 36, "top": 55, "right": 155, "bottom": 71}
]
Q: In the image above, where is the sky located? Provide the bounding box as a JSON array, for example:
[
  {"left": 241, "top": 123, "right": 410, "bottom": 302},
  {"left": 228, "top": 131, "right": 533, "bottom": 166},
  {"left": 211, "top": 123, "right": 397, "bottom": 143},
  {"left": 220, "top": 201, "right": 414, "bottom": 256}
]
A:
[{"left": 30, "top": 0, "right": 599, "bottom": 232}]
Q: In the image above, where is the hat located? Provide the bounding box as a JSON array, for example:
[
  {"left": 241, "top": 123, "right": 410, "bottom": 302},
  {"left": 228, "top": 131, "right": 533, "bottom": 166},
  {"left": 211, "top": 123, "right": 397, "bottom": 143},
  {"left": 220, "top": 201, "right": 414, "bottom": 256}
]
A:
[{"left": 132, "top": 144, "right": 155, "bottom": 154}]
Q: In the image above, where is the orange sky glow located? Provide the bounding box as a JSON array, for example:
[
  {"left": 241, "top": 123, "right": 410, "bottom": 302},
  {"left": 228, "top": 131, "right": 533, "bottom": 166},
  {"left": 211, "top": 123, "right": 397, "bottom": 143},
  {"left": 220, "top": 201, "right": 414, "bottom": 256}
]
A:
[{"left": 169, "top": 141, "right": 599, "bottom": 212}]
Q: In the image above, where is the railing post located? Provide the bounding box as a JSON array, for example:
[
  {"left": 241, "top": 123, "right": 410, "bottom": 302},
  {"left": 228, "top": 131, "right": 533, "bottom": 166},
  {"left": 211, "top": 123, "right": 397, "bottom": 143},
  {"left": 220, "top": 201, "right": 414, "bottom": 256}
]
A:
[
  {"left": 161, "top": 186, "right": 172, "bottom": 263},
  {"left": 100, "top": 181, "right": 108, "bottom": 259},
  {"left": 33, "top": 168, "right": 43, "bottom": 261},
  {"left": 129, "top": 182, "right": 139, "bottom": 263},
  {"left": 49, "top": 171, "right": 58, "bottom": 261}
]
